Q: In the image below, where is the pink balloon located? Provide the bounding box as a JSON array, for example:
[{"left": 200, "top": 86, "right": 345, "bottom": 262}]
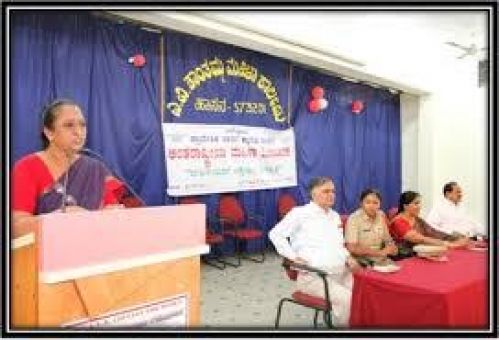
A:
[
  {"left": 311, "top": 86, "right": 324, "bottom": 99},
  {"left": 308, "top": 99, "right": 321, "bottom": 113}
]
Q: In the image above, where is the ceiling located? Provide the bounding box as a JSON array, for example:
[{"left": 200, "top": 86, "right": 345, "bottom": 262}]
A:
[
  {"left": 203, "top": 11, "right": 487, "bottom": 60},
  {"left": 201, "top": 12, "right": 488, "bottom": 86}
]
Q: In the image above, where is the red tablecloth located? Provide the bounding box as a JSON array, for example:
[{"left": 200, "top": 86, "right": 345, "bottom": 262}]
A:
[{"left": 350, "top": 249, "right": 488, "bottom": 329}]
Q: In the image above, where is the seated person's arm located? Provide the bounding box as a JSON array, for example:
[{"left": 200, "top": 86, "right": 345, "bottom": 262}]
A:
[
  {"left": 381, "top": 242, "right": 398, "bottom": 256},
  {"left": 381, "top": 218, "right": 398, "bottom": 256},
  {"left": 447, "top": 237, "right": 469, "bottom": 248},
  {"left": 403, "top": 229, "right": 448, "bottom": 246},
  {"left": 345, "top": 242, "right": 391, "bottom": 257},
  {"left": 420, "top": 218, "right": 470, "bottom": 247},
  {"left": 268, "top": 209, "right": 300, "bottom": 261}
]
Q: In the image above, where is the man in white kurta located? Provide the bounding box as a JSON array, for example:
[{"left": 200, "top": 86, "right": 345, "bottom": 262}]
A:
[
  {"left": 269, "top": 177, "right": 359, "bottom": 327},
  {"left": 426, "top": 182, "right": 485, "bottom": 237}
]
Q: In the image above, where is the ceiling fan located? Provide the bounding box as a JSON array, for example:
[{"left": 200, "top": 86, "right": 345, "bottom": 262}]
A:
[{"left": 445, "top": 41, "right": 487, "bottom": 59}]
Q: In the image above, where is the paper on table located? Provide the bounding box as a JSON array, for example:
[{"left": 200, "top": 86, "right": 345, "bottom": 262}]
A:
[
  {"left": 371, "top": 264, "right": 400, "bottom": 273},
  {"left": 417, "top": 254, "right": 449, "bottom": 262}
]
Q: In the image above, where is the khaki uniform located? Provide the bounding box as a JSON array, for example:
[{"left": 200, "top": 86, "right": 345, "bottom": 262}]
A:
[{"left": 344, "top": 209, "right": 394, "bottom": 263}]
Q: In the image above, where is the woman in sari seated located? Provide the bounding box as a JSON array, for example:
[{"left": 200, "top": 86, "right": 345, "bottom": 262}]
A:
[
  {"left": 12, "top": 99, "right": 128, "bottom": 237},
  {"left": 345, "top": 189, "right": 398, "bottom": 266},
  {"left": 389, "top": 191, "right": 468, "bottom": 256}
]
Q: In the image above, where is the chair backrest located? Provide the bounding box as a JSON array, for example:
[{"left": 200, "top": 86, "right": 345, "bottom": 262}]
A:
[
  {"left": 277, "top": 194, "right": 297, "bottom": 219},
  {"left": 179, "top": 197, "right": 201, "bottom": 205},
  {"left": 282, "top": 258, "right": 298, "bottom": 281},
  {"left": 111, "top": 182, "right": 144, "bottom": 208},
  {"left": 218, "top": 194, "right": 245, "bottom": 224}
]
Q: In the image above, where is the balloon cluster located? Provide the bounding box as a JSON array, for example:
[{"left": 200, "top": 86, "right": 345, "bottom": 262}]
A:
[
  {"left": 308, "top": 86, "right": 328, "bottom": 113},
  {"left": 128, "top": 54, "right": 146, "bottom": 68},
  {"left": 351, "top": 100, "right": 364, "bottom": 114}
]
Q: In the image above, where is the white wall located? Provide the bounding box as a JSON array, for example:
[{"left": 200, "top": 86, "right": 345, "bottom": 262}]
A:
[{"left": 416, "top": 58, "right": 487, "bottom": 227}]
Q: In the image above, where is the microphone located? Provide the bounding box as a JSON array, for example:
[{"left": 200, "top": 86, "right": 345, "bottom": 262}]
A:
[{"left": 80, "top": 148, "right": 146, "bottom": 207}]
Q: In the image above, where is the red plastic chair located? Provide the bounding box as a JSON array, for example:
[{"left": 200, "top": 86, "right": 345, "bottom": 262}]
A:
[
  {"left": 218, "top": 194, "right": 266, "bottom": 267},
  {"left": 275, "top": 258, "right": 334, "bottom": 328},
  {"left": 110, "top": 180, "right": 144, "bottom": 208},
  {"left": 179, "top": 197, "right": 225, "bottom": 269},
  {"left": 277, "top": 193, "right": 297, "bottom": 220}
]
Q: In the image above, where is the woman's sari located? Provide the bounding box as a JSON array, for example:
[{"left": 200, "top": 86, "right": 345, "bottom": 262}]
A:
[{"left": 35, "top": 155, "right": 111, "bottom": 214}]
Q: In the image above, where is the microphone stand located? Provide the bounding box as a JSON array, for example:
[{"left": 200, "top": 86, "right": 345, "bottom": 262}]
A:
[
  {"left": 60, "top": 169, "right": 70, "bottom": 212},
  {"left": 80, "top": 148, "right": 146, "bottom": 207},
  {"left": 60, "top": 152, "right": 74, "bottom": 213}
]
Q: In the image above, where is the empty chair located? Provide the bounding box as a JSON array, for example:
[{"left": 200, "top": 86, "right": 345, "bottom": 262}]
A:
[{"left": 217, "top": 194, "right": 266, "bottom": 267}]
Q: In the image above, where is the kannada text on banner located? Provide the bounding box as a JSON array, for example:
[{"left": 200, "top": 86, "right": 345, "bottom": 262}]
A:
[
  {"left": 166, "top": 57, "right": 286, "bottom": 124},
  {"left": 165, "top": 31, "right": 290, "bottom": 130},
  {"left": 163, "top": 123, "right": 297, "bottom": 196}
]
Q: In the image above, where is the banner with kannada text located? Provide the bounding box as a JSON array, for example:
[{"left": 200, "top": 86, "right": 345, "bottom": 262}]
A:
[
  {"left": 163, "top": 123, "right": 297, "bottom": 196},
  {"left": 165, "top": 31, "right": 291, "bottom": 129}
]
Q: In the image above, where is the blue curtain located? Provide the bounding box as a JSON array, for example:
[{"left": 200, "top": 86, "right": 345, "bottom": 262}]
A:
[
  {"left": 11, "top": 14, "right": 401, "bottom": 254},
  {"left": 11, "top": 11, "right": 165, "bottom": 205},
  {"left": 290, "top": 66, "right": 401, "bottom": 213}
]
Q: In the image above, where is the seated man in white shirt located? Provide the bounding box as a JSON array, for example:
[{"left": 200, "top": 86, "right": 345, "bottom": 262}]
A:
[
  {"left": 426, "top": 181, "right": 485, "bottom": 238},
  {"left": 269, "top": 176, "right": 360, "bottom": 327}
]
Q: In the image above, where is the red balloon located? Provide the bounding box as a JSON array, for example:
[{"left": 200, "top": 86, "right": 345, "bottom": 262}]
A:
[
  {"left": 352, "top": 100, "right": 364, "bottom": 114},
  {"left": 130, "top": 54, "right": 146, "bottom": 67},
  {"left": 311, "top": 86, "right": 324, "bottom": 99},
  {"left": 308, "top": 99, "right": 321, "bottom": 113}
]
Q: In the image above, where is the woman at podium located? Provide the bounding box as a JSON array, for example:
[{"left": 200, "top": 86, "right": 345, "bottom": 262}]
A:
[{"left": 11, "top": 99, "right": 125, "bottom": 237}]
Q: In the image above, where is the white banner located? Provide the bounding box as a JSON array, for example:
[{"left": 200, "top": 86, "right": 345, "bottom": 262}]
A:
[
  {"left": 64, "top": 294, "right": 188, "bottom": 328},
  {"left": 163, "top": 123, "right": 297, "bottom": 196}
]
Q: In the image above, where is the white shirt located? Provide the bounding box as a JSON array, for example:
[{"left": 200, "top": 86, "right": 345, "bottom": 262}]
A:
[
  {"left": 426, "top": 197, "right": 485, "bottom": 236},
  {"left": 268, "top": 201, "right": 349, "bottom": 274}
]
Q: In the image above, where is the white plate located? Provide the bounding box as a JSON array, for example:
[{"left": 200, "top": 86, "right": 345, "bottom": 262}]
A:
[{"left": 372, "top": 264, "right": 400, "bottom": 273}]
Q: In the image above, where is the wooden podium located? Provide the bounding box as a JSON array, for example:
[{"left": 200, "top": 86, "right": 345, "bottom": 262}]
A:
[{"left": 11, "top": 205, "right": 208, "bottom": 328}]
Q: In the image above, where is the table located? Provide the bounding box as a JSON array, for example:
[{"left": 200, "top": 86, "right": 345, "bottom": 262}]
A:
[{"left": 350, "top": 249, "right": 488, "bottom": 328}]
